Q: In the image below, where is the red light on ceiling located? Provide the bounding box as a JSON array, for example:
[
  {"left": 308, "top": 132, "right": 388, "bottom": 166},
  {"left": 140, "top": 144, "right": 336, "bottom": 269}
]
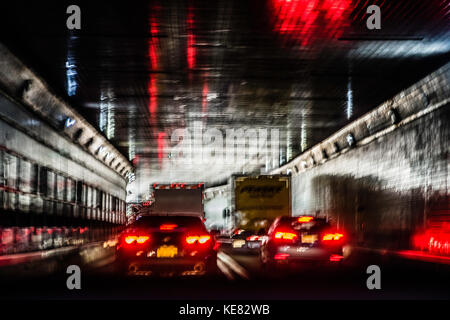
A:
[
  {"left": 187, "top": 8, "right": 195, "bottom": 69},
  {"left": 147, "top": 8, "right": 160, "bottom": 135},
  {"left": 148, "top": 13, "right": 159, "bottom": 70},
  {"left": 270, "top": 0, "right": 352, "bottom": 45}
]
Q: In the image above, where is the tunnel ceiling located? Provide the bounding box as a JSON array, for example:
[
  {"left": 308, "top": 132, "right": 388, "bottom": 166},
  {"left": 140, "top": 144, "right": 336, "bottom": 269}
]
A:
[{"left": 1, "top": 0, "right": 449, "bottom": 197}]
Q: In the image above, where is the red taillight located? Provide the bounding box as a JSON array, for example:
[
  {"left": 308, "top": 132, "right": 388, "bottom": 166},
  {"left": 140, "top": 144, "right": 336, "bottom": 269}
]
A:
[
  {"left": 322, "top": 232, "right": 344, "bottom": 241},
  {"left": 185, "top": 235, "right": 211, "bottom": 245},
  {"left": 123, "top": 235, "right": 150, "bottom": 245},
  {"left": 274, "top": 253, "right": 290, "bottom": 260},
  {"left": 124, "top": 236, "right": 136, "bottom": 244},
  {"left": 274, "top": 231, "right": 298, "bottom": 241},
  {"left": 330, "top": 254, "right": 344, "bottom": 262},
  {"left": 246, "top": 235, "right": 260, "bottom": 241},
  {"left": 136, "top": 236, "right": 150, "bottom": 244},
  {"left": 297, "top": 216, "right": 314, "bottom": 223},
  {"left": 199, "top": 235, "right": 211, "bottom": 244},
  {"left": 160, "top": 224, "right": 178, "bottom": 231}
]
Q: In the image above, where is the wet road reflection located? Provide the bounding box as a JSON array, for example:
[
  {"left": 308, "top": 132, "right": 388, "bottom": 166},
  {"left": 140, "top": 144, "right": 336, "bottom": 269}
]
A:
[{"left": 1, "top": 246, "right": 449, "bottom": 300}]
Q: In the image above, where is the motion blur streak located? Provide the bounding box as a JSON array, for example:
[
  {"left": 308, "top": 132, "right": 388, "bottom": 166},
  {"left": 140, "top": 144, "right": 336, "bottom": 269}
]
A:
[{"left": 0, "top": 0, "right": 449, "bottom": 300}]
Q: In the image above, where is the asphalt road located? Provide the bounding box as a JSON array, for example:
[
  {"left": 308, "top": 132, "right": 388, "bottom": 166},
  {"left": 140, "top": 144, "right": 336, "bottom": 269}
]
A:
[{"left": 1, "top": 246, "right": 449, "bottom": 300}]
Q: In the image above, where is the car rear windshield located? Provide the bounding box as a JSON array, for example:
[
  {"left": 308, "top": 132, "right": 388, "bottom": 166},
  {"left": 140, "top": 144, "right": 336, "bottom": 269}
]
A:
[{"left": 132, "top": 215, "right": 206, "bottom": 231}]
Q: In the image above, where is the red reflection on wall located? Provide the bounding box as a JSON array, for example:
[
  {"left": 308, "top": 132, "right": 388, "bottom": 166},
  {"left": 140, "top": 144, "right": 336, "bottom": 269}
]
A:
[
  {"left": 270, "top": 0, "right": 352, "bottom": 46},
  {"left": 202, "top": 82, "right": 208, "bottom": 121},
  {"left": 413, "top": 223, "right": 450, "bottom": 256},
  {"left": 148, "top": 76, "right": 157, "bottom": 115},
  {"left": 157, "top": 131, "right": 166, "bottom": 167},
  {"left": 187, "top": 7, "right": 195, "bottom": 69},
  {"left": 132, "top": 155, "right": 140, "bottom": 166}
]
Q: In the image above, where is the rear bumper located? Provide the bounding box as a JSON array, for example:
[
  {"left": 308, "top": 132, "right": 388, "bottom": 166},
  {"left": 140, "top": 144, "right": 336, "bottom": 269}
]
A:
[
  {"left": 116, "top": 251, "right": 216, "bottom": 275},
  {"left": 273, "top": 246, "right": 343, "bottom": 262}
]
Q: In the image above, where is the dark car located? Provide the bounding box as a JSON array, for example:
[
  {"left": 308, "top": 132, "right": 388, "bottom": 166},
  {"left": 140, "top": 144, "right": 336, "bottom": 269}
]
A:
[
  {"left": 260, "top": 216, "right": 347, "bottom": 270},
  {"left": 231, "top": 228, "right": 266, "bottom": 253},
  {"left": 116, "top": 215, "right": 218, "bottom": 276}
]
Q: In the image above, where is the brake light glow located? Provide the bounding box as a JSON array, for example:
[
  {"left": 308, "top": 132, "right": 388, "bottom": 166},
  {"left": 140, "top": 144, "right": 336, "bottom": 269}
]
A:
[
  {"left": 199, "top": 235, "right": 211, "bottom": 244},
  {"left": 185, "top": 235, "right": 211, "bottom": 245},
  {"left": 124, "top": 235, "right": 150, "bottom": 245},
  {"left": 160, "top": 224, "right": 178, "bottom": 231},
  {"left": 298, "top": 216, "right": 314, "bottom": 223},
  {"left": 274, "top": 231, "right": 298, "bottom": 241},
  {"left": 136, "top": 236, "right": 150, "bottom": 244},
  {"left": 125, "top": 236, "right": 136, "bottom": 244},
  {"left": 322, "top": 232, "right": 344, "bottom": 241}
]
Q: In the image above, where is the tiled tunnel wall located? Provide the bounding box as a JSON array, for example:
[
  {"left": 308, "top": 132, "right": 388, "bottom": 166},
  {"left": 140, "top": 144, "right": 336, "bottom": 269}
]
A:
[
  {"left": 291, "top": 104, "right": 448, "bottom": 250},
  {"left": 289, "top": 64, "right": 449, "bottom": 250}
]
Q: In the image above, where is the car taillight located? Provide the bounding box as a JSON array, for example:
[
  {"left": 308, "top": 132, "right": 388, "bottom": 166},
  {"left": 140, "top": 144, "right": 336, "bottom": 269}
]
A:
[
  {"left": 297, "top": 216, "right": 314, "bottom": 223},
  {"left": 123, "top": 235, "right": 150, "bottom": 245},
  {"left": 274, "top": 231, "right": 298, "bottom": 241},
  {"left": 160, "top": 224, "right": 177, "bottom": 231},
  {"left": 185, "top": 235, "right": 211, "bottom": 245},
  {"left": 322, "top": 232, "right": 344, "bottom": 241},
  {"left": 246, "top": 235, "right": 260, "bottom": 241}
]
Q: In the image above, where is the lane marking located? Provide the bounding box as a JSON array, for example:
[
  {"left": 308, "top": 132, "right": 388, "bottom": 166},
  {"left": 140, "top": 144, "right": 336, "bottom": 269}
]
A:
[
  {"left": 218, "top": 252, "right": 250, "bottom": 280},
  {"left": 217, "top": 259, "right": 235, "bottom": 280}
]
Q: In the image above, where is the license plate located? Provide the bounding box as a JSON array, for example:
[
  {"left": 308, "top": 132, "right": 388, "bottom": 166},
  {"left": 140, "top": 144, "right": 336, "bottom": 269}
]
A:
[
  {"left": 156, "top": 245, "right": 178, "bottom": 258},
  {"left": 301, "top": 235, "right": 318, "bottom": 244},
  {"left": 247, "top": 242, "right": 260, "bottom": 248},
  {"left": 232, "top": 240, "right": 246, "bottom": 248}
]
